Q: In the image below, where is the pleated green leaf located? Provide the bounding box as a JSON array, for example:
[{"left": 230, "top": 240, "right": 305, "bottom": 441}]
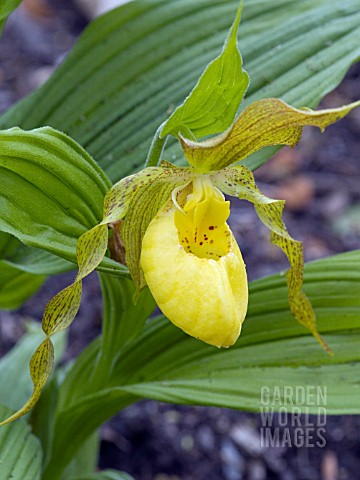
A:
[
  {"left": 1, "top": 0, "right": 359, "bottom": 180},
  {"left": 3, "top": 246, "right": 74, "bottom": 275},
  {"left": 0, "top": 126, "right": 107, "bottom": 257},
  {"left": 1, "top": 0, "right": 360, "bottom": 287},
  {"left": 0, "top": 404, "right": 42, "bottom": 480},
  {"left": 0, "top": 262, "right": 45, "bottom": 310},
  {"left": 0, "top": 126, "right": 126, "bottom": 275},
  {"left": 63, "top": 433, "right": 99, "bottom": 480},
  {"left": 110, "top": 250, "right": 360, "bottom": 414},
  {"left": 0, "top": 232, "right": 46, "bottom": 308},
  {"left": 0, "top": 232, "right": 75, "bottom": 275},
  {"left": 41, "top": 277, "right": 154, "bottom": 479},
  {"left": 37, "top": 251, "right": 360, "bottom": 477},
  {"left": 97, "top": 275, "right": 156, "bottom": 368},
  {"left": 0, "top": 232, "right": 72, "bottom": 275}
]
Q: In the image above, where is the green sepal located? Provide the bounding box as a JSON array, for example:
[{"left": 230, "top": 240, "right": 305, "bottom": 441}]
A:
[
  {"left": 103, "top": 167, "right": 172, "bottom": 223},
  {"left": 160, "top": 0, "right": 249, "bottom": 140},
  {"left": 121, "top": 163, "right": 193, "bottom": 291},
  {"left": 212, "top": 165, "right": 331, "bottom": 353},
  {"left": 181, "top": 98, "right": 360, "bottom": 172}
]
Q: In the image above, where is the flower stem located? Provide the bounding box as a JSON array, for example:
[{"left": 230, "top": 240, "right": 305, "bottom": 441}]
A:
[{"left": 145, "top": 122, "right": 168, "bottom": 167}]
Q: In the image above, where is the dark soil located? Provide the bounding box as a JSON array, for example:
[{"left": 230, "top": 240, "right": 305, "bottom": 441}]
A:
[{"left": 0, "top": 1, "right": 360, "bottom": 480}]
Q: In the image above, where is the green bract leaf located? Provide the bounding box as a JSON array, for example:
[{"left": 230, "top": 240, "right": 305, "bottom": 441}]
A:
[
  {"left": 160, "top": 1, "right": 249, "bottom": 140},
  {"left": 180, "top": 98, "right": 360, "bottom": 172},
  {"left": 213, "top": 165, "right": 329, "bottom": 352},
  {"left": 0, "top": 404, "right": 42, "bottom": 480}
]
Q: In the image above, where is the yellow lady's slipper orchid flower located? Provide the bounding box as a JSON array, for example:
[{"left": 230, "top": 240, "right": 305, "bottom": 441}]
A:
[
  {"left": 3, "top": 0, "right": 360, "bottom": 428},
  {"left": 141, "top": 176, "right": 248, "bottom": 347},
  {"left": 5, "top": 99, "right": 358, "bottom": 428}
]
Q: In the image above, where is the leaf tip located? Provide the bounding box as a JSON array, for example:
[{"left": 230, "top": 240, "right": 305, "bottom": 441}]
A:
[{"left": 228, "top": 0, "right": 244, "bottom": 47}]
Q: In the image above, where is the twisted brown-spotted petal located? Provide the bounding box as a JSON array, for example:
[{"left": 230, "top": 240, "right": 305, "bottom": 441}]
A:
[
  {"left": 0, "top": 164, "right": 193, "bottom": 424},
  {"left": 212, "top": 165, "right": 331, "bottom": 354}
]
